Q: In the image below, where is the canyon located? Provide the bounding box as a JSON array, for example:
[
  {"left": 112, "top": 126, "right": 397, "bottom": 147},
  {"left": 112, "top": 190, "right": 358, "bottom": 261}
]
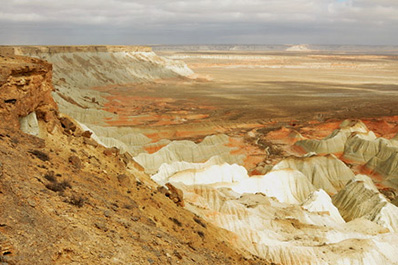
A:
[{"left": 1, "top": 45, "right": 398, "bottom": 264}]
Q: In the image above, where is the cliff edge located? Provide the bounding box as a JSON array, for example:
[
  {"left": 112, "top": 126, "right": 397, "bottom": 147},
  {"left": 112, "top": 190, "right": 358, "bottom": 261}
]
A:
[{"left": 0, "top": 56, "right": 268, "bottom": 264}]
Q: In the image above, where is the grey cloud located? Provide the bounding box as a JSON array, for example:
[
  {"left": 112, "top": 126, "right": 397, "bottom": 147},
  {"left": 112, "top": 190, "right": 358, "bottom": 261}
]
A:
[{"left": 0, "top": 0, "right": 397, "bottom": 45}]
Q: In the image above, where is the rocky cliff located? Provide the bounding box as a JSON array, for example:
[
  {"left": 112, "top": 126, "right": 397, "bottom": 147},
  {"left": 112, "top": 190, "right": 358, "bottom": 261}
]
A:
[
  {"left": 0, "top": 56, "right": 267, "bottom": 264},
  {"left": 0, "top": 55, "right": 57, "bottom": 131}
]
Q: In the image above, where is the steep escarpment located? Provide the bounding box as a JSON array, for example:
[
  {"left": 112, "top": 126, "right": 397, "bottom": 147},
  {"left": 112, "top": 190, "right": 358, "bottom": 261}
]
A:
[
  {"left": 0, "top": 45, "right": 200, "bottom": 165},
  {"left": 0, "top": 56, "right": 267, "bottom": 264},
  {"left": 0, "top": 45, "right": 193, "bottom": 126}
]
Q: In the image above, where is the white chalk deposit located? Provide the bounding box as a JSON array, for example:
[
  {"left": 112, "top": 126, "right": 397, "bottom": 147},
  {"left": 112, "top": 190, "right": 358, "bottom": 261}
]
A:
[{"left": 148, "top": 121, "right": 398, "bottom": 264}]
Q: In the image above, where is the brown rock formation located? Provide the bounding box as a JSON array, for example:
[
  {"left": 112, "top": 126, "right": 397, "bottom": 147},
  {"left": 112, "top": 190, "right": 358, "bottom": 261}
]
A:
[{"left": 0, "top": 55, "right": 57, "bottom": 130}]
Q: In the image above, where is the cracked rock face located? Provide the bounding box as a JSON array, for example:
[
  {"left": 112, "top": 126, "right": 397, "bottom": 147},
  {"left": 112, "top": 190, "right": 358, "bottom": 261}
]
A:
[{"left": 0, "top": 55, "right": 57, "bottom": 131}]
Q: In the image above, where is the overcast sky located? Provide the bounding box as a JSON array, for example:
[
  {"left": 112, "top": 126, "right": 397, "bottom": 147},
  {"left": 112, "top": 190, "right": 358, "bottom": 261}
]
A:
[{"left": 1, "top": 0, "right": 397, "bottom": 45}]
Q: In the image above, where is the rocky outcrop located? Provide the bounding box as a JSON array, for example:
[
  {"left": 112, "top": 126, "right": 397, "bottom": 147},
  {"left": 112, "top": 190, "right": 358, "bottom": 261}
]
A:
[{"left": 0, "top": 55, "right": 57, "bottom": 132}]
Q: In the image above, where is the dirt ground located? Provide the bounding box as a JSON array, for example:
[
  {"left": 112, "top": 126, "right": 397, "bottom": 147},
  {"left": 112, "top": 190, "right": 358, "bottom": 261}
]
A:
[{"left": 98, "top": 51, "right": 398, "bottom": 128}]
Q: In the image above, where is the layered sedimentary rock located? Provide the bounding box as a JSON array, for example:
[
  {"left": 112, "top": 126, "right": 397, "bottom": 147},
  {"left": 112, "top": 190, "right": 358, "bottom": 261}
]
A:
[
  {"left": 0, "top": 54, "right": 268, "bottom": 265},
  {"left": 295, "top": 120, "right": 370, "bottom": 155},
  {"left": 343, "top": 133, "right": 388, "bottom": 163},
  {"left": 0, "top": 55, "right": 57, "bottom": 133},
  {"left": 333, "top": 175, "right": 398, "bottom": 232},
  {"left": 153, "top": 158, "right": 247, "bottom": 186},
  {"left": 293, "top": 119, "right": 398, "bottom": 184},
  {"left": 4, "top": 47, "right": 398, "bottom": 264},
  {"left": 147, "top": 120, "right": 398, "bottom": 264},
  {"left": 273, "top": 154, "right": 354, "bottom": 194},
  {"left": 1, "top": 46, "right": 206, "bottom": 174},
  {"left": 134, "top": 134, "right": 245, "bottom": 174},
  {"left": 0, "top": 46, "right": 193, "bottom": 126},
  {"left": 170, "top": 174, "right": 398, "bottom": 265}
]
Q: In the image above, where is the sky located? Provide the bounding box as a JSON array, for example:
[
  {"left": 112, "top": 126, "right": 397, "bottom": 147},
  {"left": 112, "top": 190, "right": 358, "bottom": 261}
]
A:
[{"left": 0, "top": 0, "right": 397, "bottom": 45}]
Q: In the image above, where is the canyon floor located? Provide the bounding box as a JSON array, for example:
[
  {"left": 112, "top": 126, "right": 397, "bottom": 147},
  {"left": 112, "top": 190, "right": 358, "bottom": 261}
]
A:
[{"left": 96, "top": 51, "right": 398, "bottom": 171}]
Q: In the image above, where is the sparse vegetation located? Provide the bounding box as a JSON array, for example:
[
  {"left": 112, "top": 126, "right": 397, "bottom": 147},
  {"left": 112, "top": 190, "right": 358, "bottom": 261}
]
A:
[
  {"left": 45, "top": 180, "right": 71, "bottom": 193},
  {"left": 29, "top": 149, "right": 49, "bottom": 161},
  {"left": 65, "top": 195, "right": 85, "bottom": 208},
  {"left": 193, "top": 216, "right": 207, "bottom": 228},
  {"left": 169, "top": 217, "right": 182, "bottom": 227},
  {"left": 44, "top": 171, "right": 56, "bottom": 182},
  {"left": 197, "top": 231, "right": 205, "bottom": 238}
]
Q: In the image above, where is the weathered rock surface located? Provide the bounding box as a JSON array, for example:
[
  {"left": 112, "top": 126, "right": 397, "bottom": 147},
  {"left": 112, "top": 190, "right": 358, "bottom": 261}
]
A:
[
  {"left": 0, "top": 55, "right": 57, "bottom": 131},
  {"left": 0, "top": 55, "right": 268, "bottom": 265}
]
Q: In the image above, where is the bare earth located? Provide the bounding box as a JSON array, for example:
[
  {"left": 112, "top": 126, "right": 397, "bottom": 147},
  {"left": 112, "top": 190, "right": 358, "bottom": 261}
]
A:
[{"left": 100, "top": 51, "right": 398, "bottom": 127}]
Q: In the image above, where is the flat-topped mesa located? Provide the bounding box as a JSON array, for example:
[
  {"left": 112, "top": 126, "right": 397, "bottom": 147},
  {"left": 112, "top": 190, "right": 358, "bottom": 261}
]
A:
[{"left": 0, "top": 45, "right": 152, "bottom": 56}]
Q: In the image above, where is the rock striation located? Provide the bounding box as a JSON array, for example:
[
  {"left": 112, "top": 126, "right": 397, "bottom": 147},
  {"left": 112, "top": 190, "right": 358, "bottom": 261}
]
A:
[
  {"left": 0, "top": 45, "right": 193, "bottom": 126},
  {"left": 295, "top": 120, "right": 370, "bottom": 155},
  {"left": 147, "top": 120, "right": 398, "bottom": 264},
  {"left": 273, "top": 154, "right": 354, "bottom": 194},
  {"left": 333, "top": 175, "right": 398, "bottom": 232}
]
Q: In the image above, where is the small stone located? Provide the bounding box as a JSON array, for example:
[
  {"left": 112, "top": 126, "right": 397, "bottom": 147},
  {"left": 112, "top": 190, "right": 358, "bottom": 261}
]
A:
[
  {"left": 69, "top": 155, "right": 82, "bottom": 169},
  {"left": 173, "top": 250, "right": 183, "bottom": 260},
  {"left": 81, "top": 130, "right": 92, "bottom": 138},
  {"left": 166, "top": 183, "right": 185, "bottom": 207},
  {"left": 27, "top": 198, "right": 36, "bottom": 207},
  {"left": 103, "top": 147, "right": 119, "bottom": 157},
  {"left": 120, "top": 152, "right": 133, "bottom": 166},
  {"left": 157, "top": 186, "right": 170, "bottom": 196},
  {"left": 117, "top": 174, "right": 131, "bottom": 187},
  {"left": 29, "top": 149, "right": 49, "bottom": 162},
  {"left": 104, "top": 210, "right": 112, "bottom": 218},
  {"left": 83, "top": 138, "right": 99, "bottom": 147},
  {"left": 94, "top": 221, "right": 108, "bottom": 232},
  {"left": 60, "top": 116, "right": 77, "bottom": 134}
]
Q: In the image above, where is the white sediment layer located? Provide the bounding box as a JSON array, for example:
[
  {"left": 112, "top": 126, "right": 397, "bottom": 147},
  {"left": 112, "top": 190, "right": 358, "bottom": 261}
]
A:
[{"left": 273, "top": 154, "right": 354, "bottom": 194}]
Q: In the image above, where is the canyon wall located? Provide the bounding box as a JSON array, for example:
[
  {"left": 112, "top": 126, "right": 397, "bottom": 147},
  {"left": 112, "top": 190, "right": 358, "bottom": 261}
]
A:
[
  {"left": 0, "top": 46, "right": 195, "bottom": 154},
  {"left": 0, "top": 45, "right": 193, "bottom": 125}
]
